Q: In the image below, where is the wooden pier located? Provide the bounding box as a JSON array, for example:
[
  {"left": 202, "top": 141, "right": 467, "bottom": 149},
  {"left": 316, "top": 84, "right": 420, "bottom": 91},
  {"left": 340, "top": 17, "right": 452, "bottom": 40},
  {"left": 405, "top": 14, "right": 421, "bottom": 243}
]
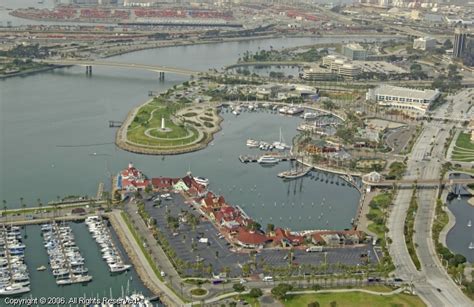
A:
[
  {"left": 239, "top": 153, "right": 297, "bottom": 163},
  {"left": 108, "top": 120, "right": 123, "bottom": 128}
]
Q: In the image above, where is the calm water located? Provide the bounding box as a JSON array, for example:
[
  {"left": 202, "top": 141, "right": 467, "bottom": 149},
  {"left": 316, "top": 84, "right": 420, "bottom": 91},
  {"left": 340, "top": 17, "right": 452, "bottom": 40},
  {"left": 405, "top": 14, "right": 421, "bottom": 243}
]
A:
[{"left": 446, "top": 197, "right": 474, "bottom": 263}]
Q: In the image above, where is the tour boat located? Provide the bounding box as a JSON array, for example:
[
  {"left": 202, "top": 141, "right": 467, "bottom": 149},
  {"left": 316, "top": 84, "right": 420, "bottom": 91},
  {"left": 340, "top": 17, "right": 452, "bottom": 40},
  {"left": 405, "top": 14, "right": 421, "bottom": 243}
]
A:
[
  {"left": 257, "top": 156, "right": 279, "bottom": 164},
  {"left": 193, "top": 176, "right": 209, "bottom": 187}
]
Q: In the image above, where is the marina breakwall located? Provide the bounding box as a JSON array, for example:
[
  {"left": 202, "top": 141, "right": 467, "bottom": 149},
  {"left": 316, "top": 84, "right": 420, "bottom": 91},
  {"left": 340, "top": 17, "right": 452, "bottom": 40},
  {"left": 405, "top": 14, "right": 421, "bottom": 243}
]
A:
[{"left": 106, "top": 212, "right": 178, "bottom": 307}]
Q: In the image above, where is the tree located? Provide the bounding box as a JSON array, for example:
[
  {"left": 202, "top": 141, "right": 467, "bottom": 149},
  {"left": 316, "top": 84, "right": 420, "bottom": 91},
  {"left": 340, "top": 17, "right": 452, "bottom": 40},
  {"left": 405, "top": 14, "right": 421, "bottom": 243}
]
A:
[
  {"left": 271, "top": 283, "right": 293, "bottom": 300},
  {"left": 233, "top": 283, "right": 245, "bottom": 293},
  {"left": 248, "top": 288, "right": 263, "bottom": 298},
  {"left": 308, "top": 302, "right": 320, "bottom": 307},
  {"left": 145, "top": 184, "right": 152, "bottom": 194},
  {"left": 37, "top": 198, "right": 43, "bottom": 219},
  {"left": 2, "top": 200, "right": 7, "bottom": 219}
]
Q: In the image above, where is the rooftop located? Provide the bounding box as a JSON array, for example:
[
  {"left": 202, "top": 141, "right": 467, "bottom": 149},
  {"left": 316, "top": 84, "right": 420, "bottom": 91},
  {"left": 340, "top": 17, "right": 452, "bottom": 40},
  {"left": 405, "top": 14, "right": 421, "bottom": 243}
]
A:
[
  {"left": 344, "top": 43, "right": 365, "bottom": 51},
  {"left": 373, "top": 85, "right": 440, "bottom": 100}
]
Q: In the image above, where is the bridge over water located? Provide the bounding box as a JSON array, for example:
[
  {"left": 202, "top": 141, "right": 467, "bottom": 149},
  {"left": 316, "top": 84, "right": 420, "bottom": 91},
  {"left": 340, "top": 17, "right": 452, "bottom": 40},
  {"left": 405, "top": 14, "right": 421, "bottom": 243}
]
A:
[{"left": 42, "top": 59, "right": 202, "bottom": 76}]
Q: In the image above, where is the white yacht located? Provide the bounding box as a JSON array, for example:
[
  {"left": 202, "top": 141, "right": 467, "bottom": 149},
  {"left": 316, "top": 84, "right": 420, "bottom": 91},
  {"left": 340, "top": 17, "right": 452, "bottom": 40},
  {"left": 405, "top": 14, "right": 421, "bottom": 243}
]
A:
[
  {"left": 278, "top": 106, "right": 289, "bottom": 114},
  {"left": 193, "top": 176, "right": 209, "bottom": 187},
  {"left": 246, "top": 139, "right": 260, "bottom": 148},
  {"left": 0, "top": 283, "right": 30, "bottom": 295},
  {"left": 257, "top": 156, "right": 279, "bottom": 164},
  {"left": 470, "top": 242, "right": 474, "bottom": 250},
  {"left": 272, "top": 128, "right": 288, "bottom": 150},
  {"left": 287, "top": 106, "right": 304, "bottom": 115},
  {"left": 303, "top": 112, "right": 318, "bottom": 119},
  {"left": 468, "top": 220, "right": 472, "bottom": 228}
]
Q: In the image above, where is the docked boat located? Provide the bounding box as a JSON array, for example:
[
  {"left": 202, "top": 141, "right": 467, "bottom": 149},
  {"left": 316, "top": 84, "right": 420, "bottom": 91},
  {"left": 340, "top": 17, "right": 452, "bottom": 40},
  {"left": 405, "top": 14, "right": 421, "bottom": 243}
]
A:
[
  {"left": 272, "top": 128, "right": 289, "bottom": 151},
  {"left": 0, "top": 283, "right": 30, "bottom": 295},
  {"left": 109, "top": 263, "right": 131, "bottom": 273},
  {"left": 257, "top": 156, "right": 279, "bottom": 164},
  {"left": 287, "top": 106, "right": 304, "bottom": 115},
  {"left": 278, "top": 166, "right": 313, "bottom": 179},
  {"left": 278, "top": 106, "right": 289, "bottom": 114},
  {"left": 303, "top": 112, "right": 318, "bottom": 119},
  {"left": 246, "top": 139, "right": 259, "bottom": 148},
  {"left": 193, "top": 176, "right": 209, "bottom": 187}
]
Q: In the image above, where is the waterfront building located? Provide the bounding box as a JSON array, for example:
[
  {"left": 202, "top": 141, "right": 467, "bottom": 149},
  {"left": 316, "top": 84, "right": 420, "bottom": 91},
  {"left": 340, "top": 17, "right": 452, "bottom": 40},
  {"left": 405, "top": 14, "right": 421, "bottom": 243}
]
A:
[
  {"left": 413, "top": 37, "right": 437, "bottom": 51},
  {"left": 366, "top": 85, "right": 441, "bottom": 117},
  {"left": 235, "top": 229, "right": 269, "bottom": 249},
  {"left": 342, "top": 43, "right": 368, "bottom": 61},
  {"left": 311, "top": 230, "right": 364, "bottom": 247},
  {"left": 320, "top": 55, "right": 361, "bottom": 79},
  {"left": 302, "top": 66, "right": 336, "bottom": 81},
  {"left": 118, "top": 163, "right": 149, "bottom": 192}
]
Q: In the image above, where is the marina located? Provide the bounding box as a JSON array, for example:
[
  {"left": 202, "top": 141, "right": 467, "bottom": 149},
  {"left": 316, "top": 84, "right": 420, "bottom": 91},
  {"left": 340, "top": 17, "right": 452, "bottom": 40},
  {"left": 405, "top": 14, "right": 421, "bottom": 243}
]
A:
[
  {"left": 41, "top": 222, "right": 92, "bottom": 286},
  {"left": 0, "top": 226, "right": 30, "bottom": 296},
  {"left": 85, "top": 216, "right": 131, "bottom": 274}
]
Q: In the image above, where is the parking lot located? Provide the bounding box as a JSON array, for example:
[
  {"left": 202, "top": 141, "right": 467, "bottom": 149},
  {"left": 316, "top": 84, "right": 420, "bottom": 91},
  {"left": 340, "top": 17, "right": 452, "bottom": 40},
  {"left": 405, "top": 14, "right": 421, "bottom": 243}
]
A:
[{"left": 142, "top": 192, "right": 381, "bottom": 277}]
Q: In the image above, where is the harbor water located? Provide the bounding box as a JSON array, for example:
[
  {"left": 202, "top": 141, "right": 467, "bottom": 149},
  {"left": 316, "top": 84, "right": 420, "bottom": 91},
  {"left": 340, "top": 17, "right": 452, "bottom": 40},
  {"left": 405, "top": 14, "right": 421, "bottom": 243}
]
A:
[
  {"left": 18, "top": 223, "right": 151, "bottom": 304},
  {"left": 1, "top": 10, "right": 403, "bottom": 297}
]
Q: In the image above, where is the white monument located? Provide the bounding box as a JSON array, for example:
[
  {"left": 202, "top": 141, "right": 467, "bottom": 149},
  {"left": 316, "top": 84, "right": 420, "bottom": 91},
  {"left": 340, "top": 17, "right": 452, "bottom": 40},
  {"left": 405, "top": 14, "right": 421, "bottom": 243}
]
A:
[{"left": 161, "top": 117, "right": 165, "bottom": 130}]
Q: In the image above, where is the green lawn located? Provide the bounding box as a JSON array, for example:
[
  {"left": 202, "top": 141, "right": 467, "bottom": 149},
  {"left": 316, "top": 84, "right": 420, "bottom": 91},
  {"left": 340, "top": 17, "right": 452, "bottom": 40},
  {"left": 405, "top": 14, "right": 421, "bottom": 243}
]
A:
[
  {"left": 452, "top": 133, "right": 474, "bottom": 162},
  {"left": 283, "top": 291, "right": 425, "bottom": 307},
  {"left": 127, "top": 99, "right": 201, "bottom": 147}
]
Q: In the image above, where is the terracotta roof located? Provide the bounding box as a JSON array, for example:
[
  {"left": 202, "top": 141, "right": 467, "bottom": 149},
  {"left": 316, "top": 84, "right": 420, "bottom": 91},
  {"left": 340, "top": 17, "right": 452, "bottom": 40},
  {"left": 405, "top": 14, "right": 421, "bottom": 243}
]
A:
[
  {"left": 151, "top": 177, "right": 174, "bottom": 189},
  {"left": 236, "top": 228, "right": 268, "bottom": 245}
]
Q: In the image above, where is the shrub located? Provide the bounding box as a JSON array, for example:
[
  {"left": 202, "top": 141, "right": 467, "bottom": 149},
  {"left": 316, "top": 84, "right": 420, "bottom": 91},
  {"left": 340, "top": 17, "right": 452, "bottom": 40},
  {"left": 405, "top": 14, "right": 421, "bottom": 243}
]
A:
[{"left": 249, "top": 288, "right": 263, "bottom": 298}]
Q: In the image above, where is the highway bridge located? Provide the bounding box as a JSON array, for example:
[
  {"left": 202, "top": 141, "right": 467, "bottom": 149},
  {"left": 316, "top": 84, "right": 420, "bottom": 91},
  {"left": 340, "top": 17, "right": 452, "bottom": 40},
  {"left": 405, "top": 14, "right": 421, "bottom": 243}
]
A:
[
  {"left": 363, "top": 177, "right": 474, "bottom": 188},
  {"left": 42, "top": 59, "right": 202, "bottom": 76}
]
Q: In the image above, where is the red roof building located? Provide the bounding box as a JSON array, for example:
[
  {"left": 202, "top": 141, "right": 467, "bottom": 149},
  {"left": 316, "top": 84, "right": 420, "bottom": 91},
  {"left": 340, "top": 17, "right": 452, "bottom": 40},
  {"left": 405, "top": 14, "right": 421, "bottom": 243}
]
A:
[
  {"left": 119, "top": 163, "right": 149, "bottom": 192},
  {"left": 235, "top": 228, "right": 269, "bottom": 249}
]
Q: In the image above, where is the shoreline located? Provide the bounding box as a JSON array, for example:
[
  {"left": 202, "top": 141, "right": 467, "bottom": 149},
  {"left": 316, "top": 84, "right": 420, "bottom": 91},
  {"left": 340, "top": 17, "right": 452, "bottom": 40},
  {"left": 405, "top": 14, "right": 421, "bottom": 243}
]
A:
[{"left": 0, "top": 64, "right": 70, "bottom": 79}]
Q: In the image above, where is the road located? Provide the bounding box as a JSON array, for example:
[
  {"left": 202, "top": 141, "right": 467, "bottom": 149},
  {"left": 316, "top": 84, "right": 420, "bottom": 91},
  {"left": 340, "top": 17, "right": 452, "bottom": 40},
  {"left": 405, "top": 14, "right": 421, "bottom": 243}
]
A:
[{"left": 387, "top": 90, "right": 473, "bottom": 306}]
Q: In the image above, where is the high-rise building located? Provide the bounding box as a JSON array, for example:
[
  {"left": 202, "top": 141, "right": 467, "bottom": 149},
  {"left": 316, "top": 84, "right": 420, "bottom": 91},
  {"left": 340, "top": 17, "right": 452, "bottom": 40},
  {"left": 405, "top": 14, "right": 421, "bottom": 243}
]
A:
[
  {"left": 453, "top": 27, "right": 467, "bottom": 58},
  {"left": 413, "top": 37, "right": 437, "bottom": 51},
  {"left": 342, "top": 43, "right": 368, "bottom": 60}
]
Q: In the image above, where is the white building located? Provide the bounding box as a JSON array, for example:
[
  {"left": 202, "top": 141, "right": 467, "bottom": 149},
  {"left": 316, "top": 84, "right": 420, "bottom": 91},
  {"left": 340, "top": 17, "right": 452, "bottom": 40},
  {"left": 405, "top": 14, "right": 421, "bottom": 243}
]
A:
[
  {"left": 366, "top": 85, "right": 441, "bottom": 117},
  {"left": 413, "top": 37, "right": 437, "bottom": 51}
]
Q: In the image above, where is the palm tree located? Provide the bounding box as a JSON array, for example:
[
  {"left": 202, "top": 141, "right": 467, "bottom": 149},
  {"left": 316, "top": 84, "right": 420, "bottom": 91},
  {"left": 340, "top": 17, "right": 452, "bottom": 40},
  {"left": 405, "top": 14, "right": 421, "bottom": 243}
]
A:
[
  {"left": 20, "top": 197, "right": 26, "bottom": 221},
  {"left": 37, "top": 198, "right": 43, "bottom": 219},
  {"left": 2, "top": 200, "right": 7, "bottom": 223}
]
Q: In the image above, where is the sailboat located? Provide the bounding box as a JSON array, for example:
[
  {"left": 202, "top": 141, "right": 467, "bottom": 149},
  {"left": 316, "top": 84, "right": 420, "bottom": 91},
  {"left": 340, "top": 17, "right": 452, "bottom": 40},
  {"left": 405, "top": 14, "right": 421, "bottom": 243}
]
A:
[
  {"left": 273, "top": 128, "right": 288, "bottom": 150},
  {"left": 468, "top": 220, "right": 472, "bottom": 228},
  {"left": 469, "top": 242, "right": 474, "bottom": 250}
]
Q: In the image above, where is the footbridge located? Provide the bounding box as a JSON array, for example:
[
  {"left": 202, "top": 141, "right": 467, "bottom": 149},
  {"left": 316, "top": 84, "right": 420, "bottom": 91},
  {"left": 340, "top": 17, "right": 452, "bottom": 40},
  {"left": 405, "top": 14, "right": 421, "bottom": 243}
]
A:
[{"left": 42, "top": 59, "right": 202, "bottom": 76}]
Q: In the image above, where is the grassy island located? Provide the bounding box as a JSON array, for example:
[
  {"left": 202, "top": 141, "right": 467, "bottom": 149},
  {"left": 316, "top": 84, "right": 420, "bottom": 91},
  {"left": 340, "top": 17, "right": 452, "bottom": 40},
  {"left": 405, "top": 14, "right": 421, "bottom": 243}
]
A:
[{"left": 117, "top": 95, "right": 222, "bottom": 155}]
